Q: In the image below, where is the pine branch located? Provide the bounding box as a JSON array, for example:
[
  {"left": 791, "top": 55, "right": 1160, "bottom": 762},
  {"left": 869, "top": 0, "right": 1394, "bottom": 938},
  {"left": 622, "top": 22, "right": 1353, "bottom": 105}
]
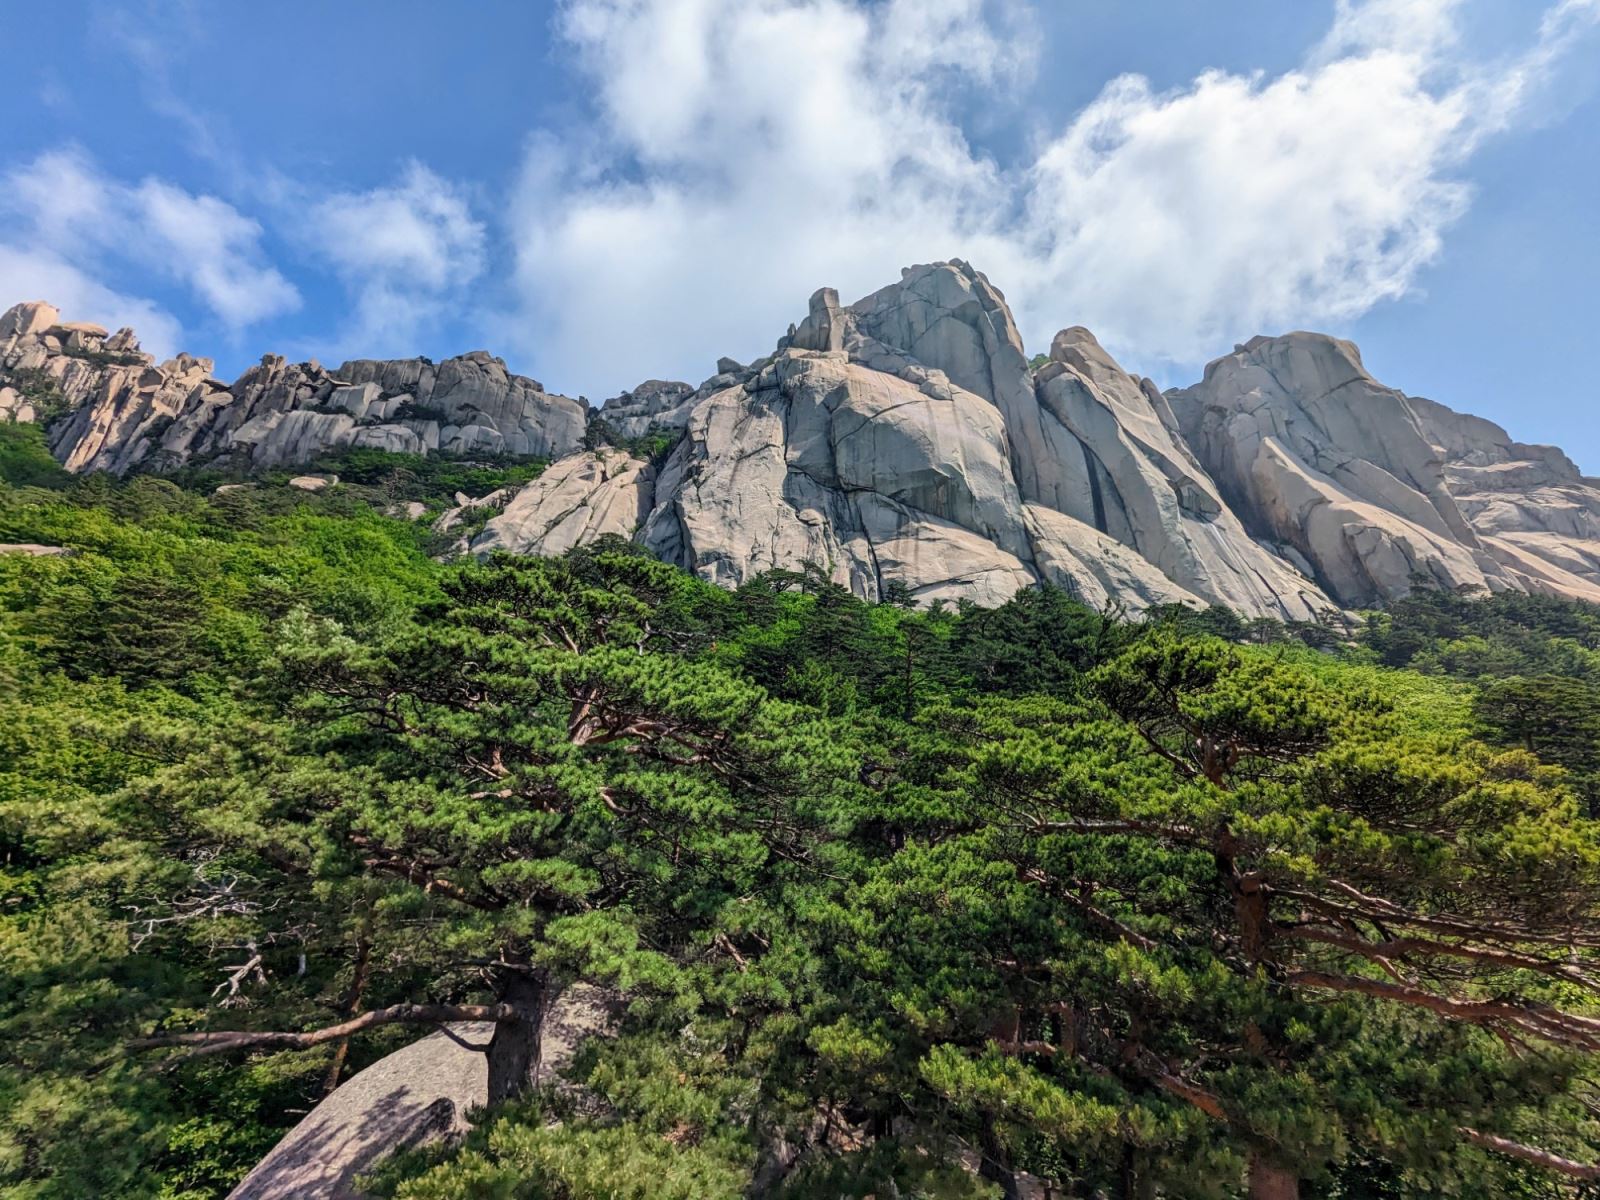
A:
[
  {"left": 1280, "top": 924, "right": 1600, "bottom": 991},
  {"left": 1286, "top": 970, "right": 1600, "bottom": 1051},
  {"left": 1460, "top": 1128, "right": 1600, "bottom": 1181}
]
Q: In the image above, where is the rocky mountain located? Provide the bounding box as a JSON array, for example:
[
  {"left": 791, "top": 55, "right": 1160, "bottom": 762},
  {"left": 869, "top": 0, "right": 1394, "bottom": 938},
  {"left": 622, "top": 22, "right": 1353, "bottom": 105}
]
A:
[
  {"left": 0, "top": 301, "right": 586, "bottom": 476},
  {"left": 5, "top": 262, "right": 1598, "bottom": 617}
]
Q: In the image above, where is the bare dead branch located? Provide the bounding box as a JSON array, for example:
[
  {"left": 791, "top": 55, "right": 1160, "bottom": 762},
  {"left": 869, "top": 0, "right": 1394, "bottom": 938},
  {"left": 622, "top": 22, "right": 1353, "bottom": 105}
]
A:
[{"left": 131, "top": 1002, "right": 524, "bottom": 1057}]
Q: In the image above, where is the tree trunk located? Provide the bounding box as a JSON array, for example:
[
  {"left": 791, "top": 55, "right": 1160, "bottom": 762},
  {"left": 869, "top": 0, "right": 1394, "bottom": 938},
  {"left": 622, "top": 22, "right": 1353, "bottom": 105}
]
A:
[
  {"left": 746, "top": 1125, "right": 804, "bottom": 1198},
  {"left": 1119, "top": 1142, "right": 1156, "bottom": 1199},
  {"left": 321, "top": 924, "right": 373, "bottom": 1097},
  {"left": 978, "top": 1118, "right": 1021, "bottom": 1200},
  {"left": 486, "top": 969, "right": 548, "bottom": 1104},
  {"left": 1248, "top": 1154, "right": 1298, "bottom": 1200}
]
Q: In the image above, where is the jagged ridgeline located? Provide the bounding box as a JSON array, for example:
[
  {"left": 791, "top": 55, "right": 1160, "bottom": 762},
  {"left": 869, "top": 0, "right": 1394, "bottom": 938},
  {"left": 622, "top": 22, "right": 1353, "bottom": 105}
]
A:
[{"left": 4, "top": 260, "right": 1598, "bottom": 615}]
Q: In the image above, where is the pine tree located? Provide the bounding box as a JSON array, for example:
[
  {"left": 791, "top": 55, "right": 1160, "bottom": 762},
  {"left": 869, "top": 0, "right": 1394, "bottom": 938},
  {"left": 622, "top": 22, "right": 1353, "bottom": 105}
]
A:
[
  {"left": 131, "top": 552, "right": 856, "bottom": 1103},
  {"left": 821, "top": 633, "right": 1600, "bottom": 1197}
]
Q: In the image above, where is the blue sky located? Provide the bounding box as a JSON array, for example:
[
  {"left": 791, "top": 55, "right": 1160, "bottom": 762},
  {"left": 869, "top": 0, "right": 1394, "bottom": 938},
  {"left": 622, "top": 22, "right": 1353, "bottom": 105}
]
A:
[{"left": 4, "top": 0, "right": 1598, "bottom": 468}]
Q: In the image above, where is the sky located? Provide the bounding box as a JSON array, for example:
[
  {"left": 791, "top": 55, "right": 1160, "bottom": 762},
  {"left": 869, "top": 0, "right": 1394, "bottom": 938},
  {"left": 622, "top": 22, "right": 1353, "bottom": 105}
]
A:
[{"left": 3, "top": 0, "right": 1598, "bottom": 469}]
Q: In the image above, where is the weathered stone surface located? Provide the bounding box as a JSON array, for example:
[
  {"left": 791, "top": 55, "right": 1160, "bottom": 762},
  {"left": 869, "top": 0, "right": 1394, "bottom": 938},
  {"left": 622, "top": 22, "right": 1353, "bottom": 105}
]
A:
[
  {"left": 472, "top": 450, "right": 653, "bottom": 557},
  {"left": 595, "top": 379, "right": 696, "bottom": 439},
  {"left": 1022, "top": 504, "right": 1205, "bottom": 613},
  {"left": 626, "top": 343, "right": 1042, "bottom": 604},
  {"left": 1169, "top": 333, "right": 1600, "bottom": 605},
  {"left": 1030, "top": 325, "right": 1325, "bottom": 619},
  {"left": 0, "top": 302, "right": 587, "bottom": 476},
  {"left": 617, "top": 264, "right": 1331, "bottom": 620},
  {"left": 0, "top": 302, "right": 61, "bottom": 343},
  {"left": 228, "top": 985, "right": 613, "bottom": 1200},
  {"left": 0, "top": 386, "right": 31, "bottom": 422},
  {"left": 483, "top": 262, "right": 1599, "bottom": 615},
  {"left": 0, "top": 543, "right": 72, "bottom": 556},
  {"left": 5, "top": 273, "right": 1598, "bottom": 616}
]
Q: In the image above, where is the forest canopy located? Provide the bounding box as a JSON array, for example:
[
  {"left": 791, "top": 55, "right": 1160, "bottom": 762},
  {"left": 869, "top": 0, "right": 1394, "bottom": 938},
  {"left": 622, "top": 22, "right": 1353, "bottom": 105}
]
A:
[{"left": 4, "top": 462, "right": 1600, "bottom": 1200}]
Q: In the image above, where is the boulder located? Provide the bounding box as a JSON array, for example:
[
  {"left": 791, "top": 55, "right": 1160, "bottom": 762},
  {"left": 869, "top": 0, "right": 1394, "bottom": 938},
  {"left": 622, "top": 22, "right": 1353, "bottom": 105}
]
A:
[
  {"left": 227, "top": 985, "right": 614, "bottom": 1200},
  {"left": 0, "top": 301, "right": 60, "bottom": 340},
  {"left": 473, "top": 451, "right": 653, "bottom": 557},
  {"left": 0, "top": 543, "right": 72, "bottom": 556}
]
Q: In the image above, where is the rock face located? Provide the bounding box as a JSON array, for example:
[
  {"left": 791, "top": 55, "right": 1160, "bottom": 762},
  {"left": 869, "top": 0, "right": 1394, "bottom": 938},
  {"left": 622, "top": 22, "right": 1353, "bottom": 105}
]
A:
[
  {"left": 1168, "top": 334, "right": 1600, "bottom": 606},
  {"left": 227, "top": 986, "right": 613, "bottom": 1200},
  {"left": 0, "top": 302, "right": 586, "bottom": 476},
  {"left": 590, "top": 263, "right": 1335, "bottom": 615},
  {"left": 7, "top": 267, "right": 1600, "bottom": 616},
  {"left": 594, "top": 379, "right": 697, "bottom": 440},
  {"left": 472, "top": 449, "right": 653, "bottom": 559}
]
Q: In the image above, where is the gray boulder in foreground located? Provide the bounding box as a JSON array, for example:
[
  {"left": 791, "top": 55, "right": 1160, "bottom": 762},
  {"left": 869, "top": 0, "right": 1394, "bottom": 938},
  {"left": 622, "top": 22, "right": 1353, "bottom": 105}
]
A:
[{"left": 227, "top": 985, "right": 612, "bottom": 1200}]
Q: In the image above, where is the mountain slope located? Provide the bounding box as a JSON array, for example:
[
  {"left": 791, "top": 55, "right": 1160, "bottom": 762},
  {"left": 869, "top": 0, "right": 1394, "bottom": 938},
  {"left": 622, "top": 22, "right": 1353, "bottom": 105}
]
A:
[{"left": 5, "top": 263, "right": 1598, "bottom": 616}]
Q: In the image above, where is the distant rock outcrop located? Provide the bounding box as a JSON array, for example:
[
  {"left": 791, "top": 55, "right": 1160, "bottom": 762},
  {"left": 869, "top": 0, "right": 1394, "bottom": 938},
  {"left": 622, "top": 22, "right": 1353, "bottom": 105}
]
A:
[
  {"left": 471, "top": 448, "right": 654, "bottom": 560},
  {"left": 570, "top": 263, "right": 1329, "bottom": 614},
  {"left": 7, "top": 264, "right": 1600, "bottom": 617},
  {"left": 0, "top": 302, "right": 586, "bottom": 476}
]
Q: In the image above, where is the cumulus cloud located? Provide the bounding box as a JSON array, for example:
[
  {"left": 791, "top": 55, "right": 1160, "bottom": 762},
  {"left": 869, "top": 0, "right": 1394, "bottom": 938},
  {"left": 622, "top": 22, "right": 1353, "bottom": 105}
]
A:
[
  {"left": 0, "top": 244, "right": 183, "bottom": 360},
  {"left": 1015, "top": 58, "right": 1473, "bottom": 358},
  {"left": 507, "top": 0, "right": 1017, "bottom": 390},
  {"left": 0, "top": 147, "right": 299, "bottom": 342},
  {"left": 1313, "top": 0, "right": 1466, "bottom": 62},
  {"left": 304, "top": 162, "right": 487, "bottom": 358},
  {"left": 504, "top": 0, "right": 1597, "bottom": 395}
]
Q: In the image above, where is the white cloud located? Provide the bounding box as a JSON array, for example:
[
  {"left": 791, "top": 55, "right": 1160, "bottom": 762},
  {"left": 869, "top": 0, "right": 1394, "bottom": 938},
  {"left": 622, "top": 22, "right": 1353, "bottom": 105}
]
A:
[
  {"left": 1314, "top": 0, "right": 1465, "bottom": 63},
  {"left": 503, "top": 0, "right": 1598, "bottom": 395},
  {"left": 1471, "top": 0, "right": 1600, "bottom": 131},
  {"left": 0, "top": 148, "right": 299, "bottom": 339},
  {"left": 304, "top": 162, "right": 487, "bottom": 358},
  {"left": 135, "top": 180, "right": 301, "bottom": 328},
  {"left": 506, "top": 0, "right": 1015, "bottom": 391},
  {"left": 0, "top": 244, "right": 183, "bottom": 360},
  {"left": 1013, "top": 57, "right": 1473, "bottom": 359}
]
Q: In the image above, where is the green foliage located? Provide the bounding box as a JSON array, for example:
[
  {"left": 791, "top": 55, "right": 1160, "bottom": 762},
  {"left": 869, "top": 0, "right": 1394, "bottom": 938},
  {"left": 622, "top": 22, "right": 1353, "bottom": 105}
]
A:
[
  {"left": 381, "top": 1119, "right": 749, "bottom": 1200},
  {"left": 292, "top": 446, "right": 550, "bottom": 506},
  {"left": 1362, "top": 586, "right": 1600, "bottom": 681},
  {"left": 390, "top": 399, "right": 456, "bottom": 424},
  {"left": 4, "top": 453, "right": 1600, "bottom": 1200},
  {"left": 60, "top": 346, "right": 148, "bottom": 369},
  {"left": 584, "top": 418, "right": 688, "bottom": 464},
  {"left": 1359, "top": 586, "right": 1600, "bottom": 807},
  {"left": 0, "top": 469, "right": 446, "bottom": 1199},
  {"left": 0, "top": 422, "right": 71, "bottom": 489}
]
